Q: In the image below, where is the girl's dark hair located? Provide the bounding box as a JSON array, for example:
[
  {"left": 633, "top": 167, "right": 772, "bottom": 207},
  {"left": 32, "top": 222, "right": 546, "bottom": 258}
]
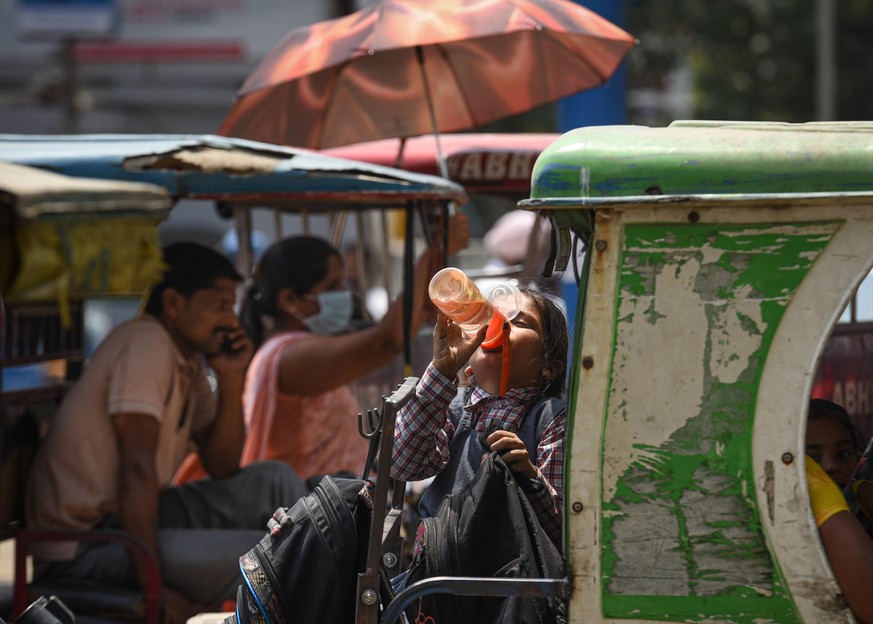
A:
[
  {"left": 808, "top": 398, "right": 864, "bottom": 456},
  {"left": 240, "top": 236, "right": 340, "bottom": 346},
  {"left": 522, "top": 287, "right": 569, "bottom": 398}
]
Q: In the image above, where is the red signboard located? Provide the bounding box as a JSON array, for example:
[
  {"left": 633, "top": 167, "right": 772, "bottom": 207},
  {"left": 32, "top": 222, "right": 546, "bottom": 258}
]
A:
[
  {"left": 446, "top": 151, "right": 539, "bottom": 187},
  {"left": 812, "top": 325, "right": 873, "bottom": 444},
  {"left": 324, "top": 133, "right": 558, "bottom": 194},
  {"left": 74, "top": 40, "right": 244, "bottom": 63}
]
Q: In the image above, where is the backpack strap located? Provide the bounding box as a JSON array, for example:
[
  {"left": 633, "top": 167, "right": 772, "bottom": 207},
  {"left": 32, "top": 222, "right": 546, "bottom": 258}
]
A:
[
  {"left": 448, "top": 384, "right": 475, "bottom": 427},
  {"left": 518, "top": 396, "right": 567, "bottom": 462},
  {"left": 477, "top": 394, "right": 567, "bottom": 462}
]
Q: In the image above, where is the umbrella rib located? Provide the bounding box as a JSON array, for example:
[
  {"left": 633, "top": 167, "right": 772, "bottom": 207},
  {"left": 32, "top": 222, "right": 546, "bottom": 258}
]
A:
[
  {"left": 429, "top": 43, "right": 478, "bottom": 130},
  {"left": 416, "top": 46, "right": 449, "bottom": 178},
  {"left": 540, "top": 29, "right": 612, "bottom": 88},
  {"left": 314, "top": 60, "right": 351, "bottom": 149},
  {"left": 506, "top": 0, "right": 622, "bottom": 89}
]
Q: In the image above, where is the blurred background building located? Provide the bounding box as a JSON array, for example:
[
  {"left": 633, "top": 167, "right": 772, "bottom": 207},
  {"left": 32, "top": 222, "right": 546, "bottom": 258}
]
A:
[
  {"left": 0, "top": 0, "right": 335, "bottom": 135},
  {"left": 3, "top": 0, "right": 871, "bottom": 140}
]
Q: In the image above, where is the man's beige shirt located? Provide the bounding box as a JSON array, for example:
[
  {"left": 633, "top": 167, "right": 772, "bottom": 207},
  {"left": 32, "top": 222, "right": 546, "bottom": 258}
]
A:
[{"left": 26, "top": 314, "right": 215, "bottom": 559}]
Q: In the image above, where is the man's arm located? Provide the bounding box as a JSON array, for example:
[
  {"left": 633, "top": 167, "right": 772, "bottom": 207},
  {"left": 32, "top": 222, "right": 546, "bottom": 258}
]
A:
[
  {"left": 112, "top": 413, "right": 162, "bottom": 586},
  {"left": 191, "top": 369, "right": 246, "bottom": 478},
  {"left": 114, "top": 412, "right": 205, "bottom": 623},
  {"left": 192, "top": 327, "right": 252, "bottom": 477}
]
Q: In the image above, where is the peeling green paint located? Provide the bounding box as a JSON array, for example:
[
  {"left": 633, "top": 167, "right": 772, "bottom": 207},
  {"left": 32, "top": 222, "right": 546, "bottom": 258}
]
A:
[{"left": 600, "top": 221, "right": 841, "bottom": 622}]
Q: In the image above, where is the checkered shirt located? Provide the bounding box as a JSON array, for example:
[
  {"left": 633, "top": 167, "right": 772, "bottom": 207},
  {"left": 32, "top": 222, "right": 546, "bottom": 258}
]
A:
[{"left": 392, "top": 363, "right": 565, "bottom": 546}]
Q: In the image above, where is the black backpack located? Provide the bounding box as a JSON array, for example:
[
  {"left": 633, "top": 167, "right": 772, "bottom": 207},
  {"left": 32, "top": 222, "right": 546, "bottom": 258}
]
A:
[
  {"left": 402, "top": 452, "right": 567, "bottom": 624},
  {"left": 226, "top": 476, "right": 373, "bottom": 624},
  {"left": 224, "top": 379, "right": 566, "bottom": 624}
]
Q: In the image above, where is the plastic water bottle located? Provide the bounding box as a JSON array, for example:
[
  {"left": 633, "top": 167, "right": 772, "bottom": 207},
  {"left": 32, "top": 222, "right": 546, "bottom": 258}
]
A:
[{"left": 428, "top": 267, "right": 494, "bottom": 333}]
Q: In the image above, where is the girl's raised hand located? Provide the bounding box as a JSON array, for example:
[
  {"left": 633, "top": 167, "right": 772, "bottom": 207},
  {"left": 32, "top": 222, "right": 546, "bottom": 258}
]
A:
[{"left": 432, "top": 311, "right": 486, "bottom": 380}]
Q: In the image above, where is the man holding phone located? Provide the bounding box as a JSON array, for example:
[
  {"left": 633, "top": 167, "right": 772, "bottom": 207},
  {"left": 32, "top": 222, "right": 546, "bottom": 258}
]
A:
[{"left": 26, "top": 242, "right": 307, "bottom": 624}]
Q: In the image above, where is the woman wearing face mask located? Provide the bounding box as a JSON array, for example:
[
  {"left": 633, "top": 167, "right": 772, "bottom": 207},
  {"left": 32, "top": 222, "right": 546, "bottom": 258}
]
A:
[{"left": 233, "top": 224, "right": 468, "bottom": 484}]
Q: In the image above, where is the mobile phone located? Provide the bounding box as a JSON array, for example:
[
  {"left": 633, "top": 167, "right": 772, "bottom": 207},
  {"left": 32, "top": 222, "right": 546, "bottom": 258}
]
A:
[{"left": 221, "top": 336, "right": 240, "bottom": 355}]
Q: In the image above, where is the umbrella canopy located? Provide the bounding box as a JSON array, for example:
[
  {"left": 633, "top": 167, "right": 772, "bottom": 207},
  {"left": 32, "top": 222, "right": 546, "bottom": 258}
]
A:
[{"left": 219, "top": 0, "right": 636, "bottom": 150}]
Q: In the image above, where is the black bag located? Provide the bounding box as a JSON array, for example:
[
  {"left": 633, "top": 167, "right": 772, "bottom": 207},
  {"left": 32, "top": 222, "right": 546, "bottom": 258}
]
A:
[
  {"left": 226, "top": 476, "right": 373, "bottom": 624},
  {"left": 402, "top": 452, "right": 567, "bottom": 624}
]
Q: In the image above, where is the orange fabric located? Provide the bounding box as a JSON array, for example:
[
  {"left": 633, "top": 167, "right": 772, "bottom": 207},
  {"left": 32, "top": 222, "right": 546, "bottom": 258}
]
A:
[{"left": 173, "top": 451, "right": 206, "bottom": 484}]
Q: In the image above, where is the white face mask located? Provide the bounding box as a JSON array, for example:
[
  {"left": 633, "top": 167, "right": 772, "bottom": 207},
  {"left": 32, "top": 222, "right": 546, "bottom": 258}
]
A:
[{"left": 302, "top": 290, "right": 353, "bottom": 335}]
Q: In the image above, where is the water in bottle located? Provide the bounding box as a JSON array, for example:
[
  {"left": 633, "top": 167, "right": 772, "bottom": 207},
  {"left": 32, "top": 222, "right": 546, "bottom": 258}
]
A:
[{"left": 428, "top": 267, "right": 494, "bottom": 333}]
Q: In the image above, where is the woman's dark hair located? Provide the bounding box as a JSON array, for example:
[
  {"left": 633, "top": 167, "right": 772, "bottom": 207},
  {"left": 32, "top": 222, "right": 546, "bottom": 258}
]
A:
[
  {"left": 808, "top": 398, "right": 864, "bottom": 457},
  {"left": 522, "top": 287, "right": 569, "bottom": 398},
  {"left": 144, "top": 242, "right": 241, "bottom": 316},
  {"left": 240, "top": 236, "right": 341, "bottom": 346}
]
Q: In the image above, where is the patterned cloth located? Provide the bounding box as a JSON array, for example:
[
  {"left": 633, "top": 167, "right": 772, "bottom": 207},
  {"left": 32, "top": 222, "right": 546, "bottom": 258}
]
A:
[{"left": 392, "top": 363, "right": 565, "bottom": 544}]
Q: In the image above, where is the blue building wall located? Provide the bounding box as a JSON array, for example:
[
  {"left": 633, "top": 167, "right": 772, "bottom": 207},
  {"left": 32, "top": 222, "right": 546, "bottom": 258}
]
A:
[{"left": 556, "top": 0, "right": 629, "bottom": 347}]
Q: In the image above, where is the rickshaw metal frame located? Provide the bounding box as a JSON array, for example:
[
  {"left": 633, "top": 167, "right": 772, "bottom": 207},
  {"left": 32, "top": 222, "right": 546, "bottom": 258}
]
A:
[
  {"left": 0, "top": 133, "right": 467, "bottom": 278},
  {"left": 380, "top": 576, "right": 571, "bottom": 624}
]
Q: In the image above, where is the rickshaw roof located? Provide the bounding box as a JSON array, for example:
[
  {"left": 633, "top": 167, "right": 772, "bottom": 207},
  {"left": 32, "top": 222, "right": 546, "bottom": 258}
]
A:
[
  {"left": 323, "top": 133, "right": 558, "bottom": 194},
  {"left": 0, "top": 133, "right": 467, "bottom": 210},
  {"left": 524, "top": 121, "right": 873, "bottom": 208},
  {"left": 0, "top": 161, "right": 172, "bottom": 220}
]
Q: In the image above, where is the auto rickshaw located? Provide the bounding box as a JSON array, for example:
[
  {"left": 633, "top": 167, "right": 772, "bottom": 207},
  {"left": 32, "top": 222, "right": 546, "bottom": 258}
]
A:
[
  {"left": 0, "top": 137, "right": 465, "bottom": 624},
  {"left": 515, "top": 120, "right": 873, "bottom": 623},
  {"left": 11, "top": 122, "right": 873, "bottom": 624}
]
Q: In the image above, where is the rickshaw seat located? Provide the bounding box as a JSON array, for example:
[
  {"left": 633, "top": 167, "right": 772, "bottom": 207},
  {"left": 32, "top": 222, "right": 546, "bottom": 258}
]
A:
[
  {"left": 1, "top": 302, "right": 161, "bottom": 624},
  {"left": 13, "top": 528, "right": 160, "bottom": 624}
]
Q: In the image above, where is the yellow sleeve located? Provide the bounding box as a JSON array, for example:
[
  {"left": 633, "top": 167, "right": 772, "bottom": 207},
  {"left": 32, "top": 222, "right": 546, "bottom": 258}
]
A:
[{"left": 806, "top": 455, "right": 851, "bottom": 527}]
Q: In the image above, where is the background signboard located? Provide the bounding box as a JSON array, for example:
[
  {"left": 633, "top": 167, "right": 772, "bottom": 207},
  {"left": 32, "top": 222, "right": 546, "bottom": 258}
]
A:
[
  {"left": 812, "top": 326, "right": 873, "bottom": 443},
  {"left": 16, "top": 0, "right": 118, "bottom": 39}
]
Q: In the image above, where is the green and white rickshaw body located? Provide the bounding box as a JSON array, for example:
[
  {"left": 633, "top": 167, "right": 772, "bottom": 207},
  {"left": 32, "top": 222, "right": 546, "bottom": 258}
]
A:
[{"left": 522, "top": 121, "right": 873, "bottom": 623}]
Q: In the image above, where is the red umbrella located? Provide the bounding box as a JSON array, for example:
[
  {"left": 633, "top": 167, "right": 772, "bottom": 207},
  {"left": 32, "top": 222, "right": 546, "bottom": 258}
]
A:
[{"left": 219, "top": 0, "right": 636, "bottom": 162}]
